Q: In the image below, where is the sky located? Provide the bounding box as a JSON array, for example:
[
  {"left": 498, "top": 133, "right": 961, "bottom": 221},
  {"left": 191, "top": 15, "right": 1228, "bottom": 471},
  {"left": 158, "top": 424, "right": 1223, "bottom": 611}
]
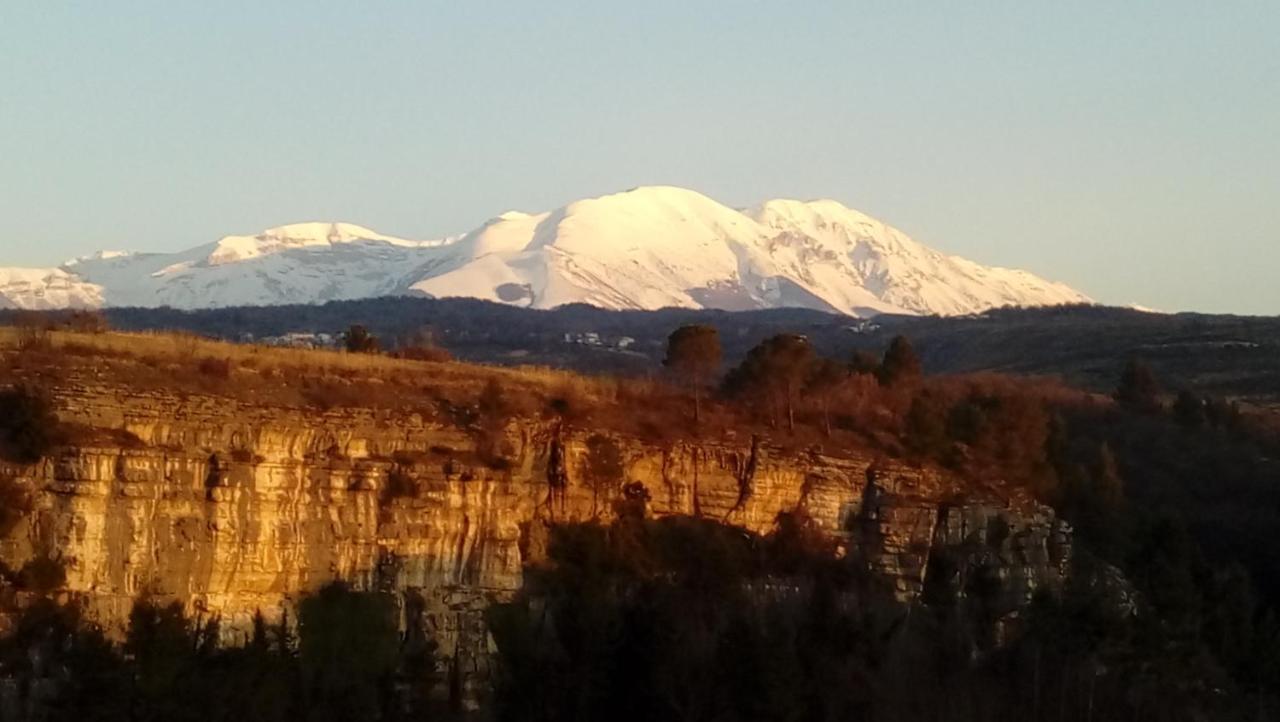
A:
[{"left": 1, "top": 1, "right": 1277, "bottom": 314}]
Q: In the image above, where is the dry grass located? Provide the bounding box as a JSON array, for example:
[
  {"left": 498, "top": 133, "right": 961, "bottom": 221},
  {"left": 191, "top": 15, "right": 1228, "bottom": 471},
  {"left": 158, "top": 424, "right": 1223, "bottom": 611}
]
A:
[
  {"left": 0, "top": 325, "right": 1109, "bottom": 499},
  {"left": 0, "top": 326, "right": 686, "bottom": 438},
  {"left": 0, "top": 326, "right": 608, "bottom": 393}
]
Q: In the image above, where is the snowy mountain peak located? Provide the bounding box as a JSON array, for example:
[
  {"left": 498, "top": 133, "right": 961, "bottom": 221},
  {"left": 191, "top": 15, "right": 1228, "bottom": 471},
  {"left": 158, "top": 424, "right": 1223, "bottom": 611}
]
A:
[
  {"left": 0, "top": 267, "right": 103, "bottom": 309},
  {"left": 0, "top": 186, "right": 1091, "bottom": 315},
  {"left": 65, "top": 250, "right": 134, "bottom": 267},
  {"left": 751, "top": 198, "right": 878, "bottom": 231},
  {"left": 205, "top": 222, "right": 409, "bottom": 266}
]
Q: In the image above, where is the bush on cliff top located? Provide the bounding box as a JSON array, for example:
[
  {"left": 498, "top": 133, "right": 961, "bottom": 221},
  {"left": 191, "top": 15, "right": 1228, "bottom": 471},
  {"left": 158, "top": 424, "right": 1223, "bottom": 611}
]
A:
[{"left": 0, "top": 384, "right": 63, "bottom": 463}]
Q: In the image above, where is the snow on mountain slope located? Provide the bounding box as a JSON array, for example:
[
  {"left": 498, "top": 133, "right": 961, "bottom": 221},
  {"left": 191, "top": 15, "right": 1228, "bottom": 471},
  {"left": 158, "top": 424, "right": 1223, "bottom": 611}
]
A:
[
  {"left": 62, "top": 222, "right": 448, "bottom": 309},
  {"left": 410, "top": 186, "right": 786, "bottom": 310},
  {"left": 746, "top": 198, "right": 1087, "bottom": 315},
  {"left": 410, "top": 186, "right": 1088, "bottom": 315},
  {"left": 0, "top": 188, "right": 1090, "bottom": 316},
  {"left": 0, "top": 267, "right": 104, "bottom": 310}
]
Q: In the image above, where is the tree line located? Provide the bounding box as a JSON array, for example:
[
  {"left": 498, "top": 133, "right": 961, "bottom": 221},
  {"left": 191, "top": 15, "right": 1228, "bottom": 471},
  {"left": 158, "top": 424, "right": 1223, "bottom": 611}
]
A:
[{"left": 0, "top": 582, "right": 443, "bottom": 722}]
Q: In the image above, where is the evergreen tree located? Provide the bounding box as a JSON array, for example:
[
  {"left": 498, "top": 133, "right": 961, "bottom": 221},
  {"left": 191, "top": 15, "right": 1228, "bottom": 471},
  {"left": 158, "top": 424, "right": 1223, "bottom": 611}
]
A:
[
  {"left": 878, "top": 335, "right": 923, "bottom": 388},
  {"left": 849, "top": 349, "right": 882, "bottom": 377},
  {"left": 1115, "top": 358, "right": 1162, "bottom": 412},
  {"left": 725, "top": 334, "right": 815, "bottom": 430},
  {"left": 298, "top": 583, "right": 400, "bottom": 722},
  {"left": 663, "top": 325, "right": 722, "bottom": 424}
]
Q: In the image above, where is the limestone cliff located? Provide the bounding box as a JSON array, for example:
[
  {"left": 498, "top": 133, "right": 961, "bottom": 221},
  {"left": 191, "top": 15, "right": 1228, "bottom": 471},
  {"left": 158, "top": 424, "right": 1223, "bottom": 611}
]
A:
[{"left": 0, "top": 379, "right": 1071, "bottom": 701}]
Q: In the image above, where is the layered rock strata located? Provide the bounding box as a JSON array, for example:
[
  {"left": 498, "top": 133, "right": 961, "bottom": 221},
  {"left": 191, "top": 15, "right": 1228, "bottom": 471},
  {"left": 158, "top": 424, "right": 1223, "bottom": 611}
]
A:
[{"left": 0, "top": 381, "right": 1072, "bottom": 701}]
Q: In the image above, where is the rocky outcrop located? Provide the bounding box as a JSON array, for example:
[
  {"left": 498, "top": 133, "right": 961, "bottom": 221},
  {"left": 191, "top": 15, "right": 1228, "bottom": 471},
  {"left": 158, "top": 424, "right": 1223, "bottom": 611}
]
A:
[{"left": 0, "top": 381, "right": 1071, "bottom": 704}]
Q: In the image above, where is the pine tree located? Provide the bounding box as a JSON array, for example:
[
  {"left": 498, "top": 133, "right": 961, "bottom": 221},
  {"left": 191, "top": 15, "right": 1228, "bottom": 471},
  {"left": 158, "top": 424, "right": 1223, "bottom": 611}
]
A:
[
  {"left": 1114, "top": 358, "right": 1161, "bottom": 412},
  {"left": 727, "top": 334, "right": 815, "bottom": 430},
  {"left": 878, "top": 335, "right": 922, "bottom": 387},
  {"left": 664, "top": 325, "right": 722, "bottom": 424}
]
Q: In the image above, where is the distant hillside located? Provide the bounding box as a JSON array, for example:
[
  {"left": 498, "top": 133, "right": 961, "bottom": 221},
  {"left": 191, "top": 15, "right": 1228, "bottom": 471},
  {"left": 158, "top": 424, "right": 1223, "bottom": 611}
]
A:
[{"left": 6, "top": 300, "right": 1279, "bottom": 404}]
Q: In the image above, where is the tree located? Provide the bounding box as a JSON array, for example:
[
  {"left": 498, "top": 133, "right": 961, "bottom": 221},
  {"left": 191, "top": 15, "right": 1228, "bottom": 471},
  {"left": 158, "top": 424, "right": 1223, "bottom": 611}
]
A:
[
  {"left": 905, "top": 393, "right": 949, "bottom": 456},
  {"left": 1173, "top": 389, "right": 1207, "bottom": 429},
  {"left": 0, "top": 384, "right": 62, "bottom": 463},
  {"left": 343, "top": 324, "right": 380, "bottom": 354},
  {"left": 663, "top": 325, "right": 722, "bottom": 424},
  {"left": 298, "top": 583, "right": 400, "bottom": 722},
  {"left": 726, "top": 334, "right": 815, "bottom": 430},
  {"left": 584, "top": 434, "right": 625, "bottom": 517},
  {"left": 878, "top": 335, "right": 922, "bottom": 388},
  {"left": 804, "top": 357, "right": 847, "bottom": 436},
  {"left": 849, "top": 349, "right": 881, "bottom": 377},
  {"left": 1114, "top": 358, "right": 1161, "bottom": 412},
  {"left": 64, "top": 309, "right": 109, "bottom": 334}
]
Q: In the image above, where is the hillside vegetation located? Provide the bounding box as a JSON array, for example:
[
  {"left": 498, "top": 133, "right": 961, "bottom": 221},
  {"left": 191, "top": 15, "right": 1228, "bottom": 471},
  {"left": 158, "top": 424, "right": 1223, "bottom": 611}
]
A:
[
  {"left": 2, "top": 320, "right": 1280, "bottom": 720},
  {"left": 10, "top": 299, "right": 1277, "bottom": 405}
]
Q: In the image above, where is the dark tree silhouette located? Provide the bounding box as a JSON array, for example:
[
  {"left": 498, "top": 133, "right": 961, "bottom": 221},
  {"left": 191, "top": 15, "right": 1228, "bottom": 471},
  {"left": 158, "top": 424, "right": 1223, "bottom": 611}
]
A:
[
  {"left": 298, "top": 583, "right": 400, "bottom": 722},
  {"left": 343, "top": 324, "right": 380, "bottom": 354},
  {"left": 726, "top": 334, "right": 815, "bottom": 430},
  {"left": 878, "top": 335, "right": 922, "bottom": 387},
  {"left": 0, "top": 385, "right": 63, "bottom": 463},
  {"left": 1173, "top": 389, "right": 1207, "bottom": 428},
  {"left": 663, "top": 325, "right": 722, "bottom": 424},
  {"left": 1115, "top": 358, "right": 1162, "bottom": 412},
  {"left": 849, "top": 349, "right": 881, "bottom": 377}
]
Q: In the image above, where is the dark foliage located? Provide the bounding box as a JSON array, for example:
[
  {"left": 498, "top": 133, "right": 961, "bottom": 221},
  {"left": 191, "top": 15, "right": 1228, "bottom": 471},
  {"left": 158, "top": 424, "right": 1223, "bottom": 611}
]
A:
[
  {"left": 664, "top": 324, "right": 722, "bottom": 423},
  {"left": 488, "top": 510, "right": 1280, "bottom": 722},
  {"left": 18, "top": 555, "right": 67, "bottom": 594},
  {"left": 297, "top": 583, "right": 402, "bottom": 722},
  {"left": 12, "top": 299, "right": 1280, "bottom": 404},
  {"left": 1115, "top": 357, "right": 1163, "bottom": 412},
  {"left": 0, "top": 583, "right": 441, "bottom": 722},
  {"left": 723, "top": 334, "right": 816, "bottom": 430},
  {"left": 0, "top": 384, "right": 64, "bottom": 463},
  {"left": 878, "top": 334, "right": 922, "bottom": 387},
  {"left": 197, "top": 356, "right": 233, "bottom": 379},
  {"left": 343, "top": 324, "right": 380, "bottom": 354},
  {"left": 0, "top": 473, "right": 32, "bottom": 536}
]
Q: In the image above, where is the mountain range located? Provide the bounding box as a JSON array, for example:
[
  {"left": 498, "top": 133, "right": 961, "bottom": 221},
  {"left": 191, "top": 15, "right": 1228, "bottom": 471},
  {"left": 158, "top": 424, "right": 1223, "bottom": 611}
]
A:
[{"left": 0, "top": 186, "right": 1088, "bottom": 316}]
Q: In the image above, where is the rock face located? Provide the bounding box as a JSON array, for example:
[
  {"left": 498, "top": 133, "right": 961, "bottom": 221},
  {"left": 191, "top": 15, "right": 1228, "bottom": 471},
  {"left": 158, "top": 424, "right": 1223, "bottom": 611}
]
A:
[{"left": 0, "top": 382, "right": 1071, "bottom": 703}]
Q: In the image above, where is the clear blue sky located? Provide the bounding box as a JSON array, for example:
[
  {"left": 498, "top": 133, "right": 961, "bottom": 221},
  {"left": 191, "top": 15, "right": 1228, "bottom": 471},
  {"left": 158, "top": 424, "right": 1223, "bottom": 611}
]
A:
[{"left": 2, "top": 2, "right": 1276, "bottom": 313}]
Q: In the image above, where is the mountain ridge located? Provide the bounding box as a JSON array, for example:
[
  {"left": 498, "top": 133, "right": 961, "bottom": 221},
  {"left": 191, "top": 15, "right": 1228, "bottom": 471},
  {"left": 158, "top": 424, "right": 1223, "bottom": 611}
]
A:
[{"left": 0, "top": 186, "right": 1089, "bottom": 316}]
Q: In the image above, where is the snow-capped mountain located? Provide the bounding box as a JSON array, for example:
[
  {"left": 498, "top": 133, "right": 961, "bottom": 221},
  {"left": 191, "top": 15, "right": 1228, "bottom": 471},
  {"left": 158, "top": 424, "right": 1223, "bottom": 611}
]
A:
[
  {"left": 0, "top": 187, "right": 1089, "bottom": 316},
  {"left": 54, "top": 222, "right": 446, "bottom": 310}
]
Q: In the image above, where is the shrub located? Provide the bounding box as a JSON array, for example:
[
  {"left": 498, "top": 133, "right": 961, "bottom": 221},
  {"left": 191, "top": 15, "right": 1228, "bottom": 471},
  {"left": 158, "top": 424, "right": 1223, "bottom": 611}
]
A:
[
  {"left": 0, "top": 385, "right": 63, "bottom": 463},
  {"left": 343, "top": 325, "right": 380, "bottom": 354},
  {"left": 381, "top": 468, "right": 418, "bottom": 503},
  {"left": 0, "top": 474, "right": 32, "bottom": 536},
  {"left": 197, "top": 356, "right": 232, "bottom": 379},
  {"left": 63, "top": 310, "right": 109, "bottom": 334},
  {"left": 14, "top": 313, "right": 52, "bottom": 353},
  {"left": 18, "top": 555, "right": 67, "bottom": 595},
  {"left": 229, "top": 448, "right": 256, "bottom": 463},
  {"left": 1115, "top": 357, "right": 1162, "bottom": 412},
  {"left": 390, "top": 345, "right": 453, "bottom": 363},
  {"left": 297, "top": 582, "right": 400, "bottom": 722},
  {"left": 878, "top": 335, "right": 923, "bottom": 387}
]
